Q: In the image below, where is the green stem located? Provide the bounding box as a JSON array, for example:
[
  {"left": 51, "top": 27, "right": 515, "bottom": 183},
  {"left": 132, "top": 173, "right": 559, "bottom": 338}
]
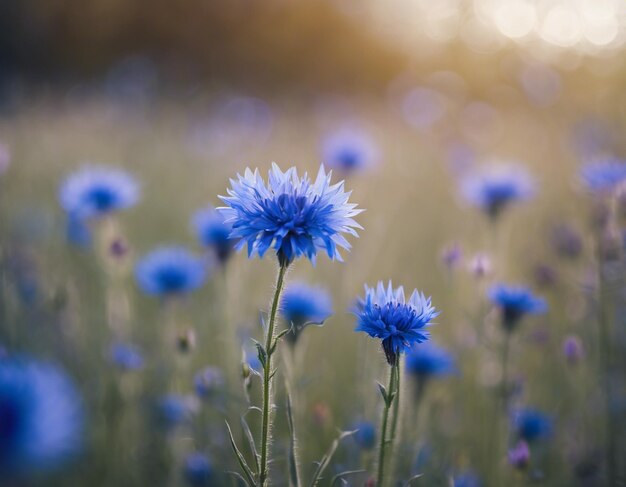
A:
[
  {"left": 500, "top": 331, "right": 511, "bottom": 413},
  {"left": 259, "top": 263, "right": 288, "bottom": 487},
  {"left": 597, "top": 255, "right": 617, "bottom": 487},
  {"left": 390, "top": 361, "right": 401, "bottom": 444},
  {"left": 377, "top": 362, "right": 399, "bottom": 487}
]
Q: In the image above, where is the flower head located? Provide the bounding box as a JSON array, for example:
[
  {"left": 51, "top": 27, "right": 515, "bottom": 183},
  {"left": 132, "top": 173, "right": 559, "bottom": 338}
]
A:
[
  {"left": 280, "top": 282, "right": 332, "bottom": 345},
  {"left": 0, "top": 358, "right": 84, "bottom": 476},
  {"left": 193, "top": 367, "right": 224, "bottom": 399},
  {"left": 322, "top": 128, "right": 378, "bottom": 173},
  {"left": 352, "top": 420, "right": 376, "bottom": 450},
  {"left": 512, "top": 408, "right": 553, "bottom": 442},
  {"left": 191, "top": 205, "right": 235, "bottom": 264},
  {"left": 562, "top": 335, "right": 584, "bottom": 365},
  {"left": 508, "top": 441, "right": 530, "bottom": 470},
  {"left": 488, "top": 284, "right": 547, "bottom": 331},
  {"left": 156, "top": 394, "right": 198, "bottom": 429},
  {"left": 405, "top": 342, "right": 455, "bottom": 380},
  {"left": 461, "top": 164, "right": 534, "bottom": 218},
  {"left": 108, "top": 343, "right": 144, "bottom": 371},
  {"left": 354, "top": 281, "right": 438, "bottom": 365},
  {"left": 219, "top": 163, "right": 362, "bottom": 266},
  {"left": 580, "top": 159, "right": 626, "bottom": 193},
  {"left": 135, "top": 247, "right": 207, "bottom": 297},
  {"left": 183, "top": 452, "right": 213, "bottom": 486},
  {"left": 59, "top": 165, "right": 139, "bottom": 219}
]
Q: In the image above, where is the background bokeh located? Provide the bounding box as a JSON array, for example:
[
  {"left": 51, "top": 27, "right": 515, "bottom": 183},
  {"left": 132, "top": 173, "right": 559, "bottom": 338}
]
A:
[{"left": 1, "top": 1, "right": 626, "bottom": 486}]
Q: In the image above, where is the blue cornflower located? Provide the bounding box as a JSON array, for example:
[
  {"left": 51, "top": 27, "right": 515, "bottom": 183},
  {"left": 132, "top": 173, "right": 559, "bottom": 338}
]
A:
[
  {"left": 108, "top": 343, "right": 144, "bottom": 371},
  {"left": 191, "top": 205, "right": 235, "bottom": 264},
  {"left": 406, "top": 343, "right": 455, "bottom": 380},
  {"left": 59, "top": 165, "right": 139, "bottom": 219},
  {"left": 0, "top": 358, "right": 83, "bottom": 476},
  {"left": 183, "top": 452, "right": 213, "bottom": 486},
  {"left": 453, "top": 471, "right": 482, "bottom": 487},
  {"left": 280, "top": 282, "right": 333, "bottom": 345},
  {"left": 512, "top": 408, "right": 553, "bottom": 442},
  {"left": 193, "top": 367, "right": 224, "bottom": 399},
  {"left": 157, "top": 394, "right": 198, "bottom": 429},
  {"left": 219, "top": 163, "right": 362, "bottom": 266},
  {"left": 135, "top": 247, "right": 207, "bottom": 297},
  {"left": 580, "top": 159, "right": 626, "bottom": 193},
  {"left": 354, "top": 281, "right": 438, "bottom": 365},
  {"left": 461, "top": 164, "right": 534, "bottom": 218},
  {"left": 488, "top": 284, "right": 547, "bottom": 331},
  {"left": 352, "top": 420, "right": 376, "bottom": 450},
  {"left": 322, "top": 128, "right": 378, "bottom": 173}
]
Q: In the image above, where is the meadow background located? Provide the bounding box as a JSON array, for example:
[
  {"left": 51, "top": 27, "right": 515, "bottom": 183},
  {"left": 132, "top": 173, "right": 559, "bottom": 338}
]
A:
[{"left": 1, "top": 1, "right": 626, "bottom": 486}]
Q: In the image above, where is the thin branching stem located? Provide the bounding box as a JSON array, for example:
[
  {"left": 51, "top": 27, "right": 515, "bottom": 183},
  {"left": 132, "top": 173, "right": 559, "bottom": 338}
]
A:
[{"left": 259, "top": 263, "right": 288, "bottom": 487}]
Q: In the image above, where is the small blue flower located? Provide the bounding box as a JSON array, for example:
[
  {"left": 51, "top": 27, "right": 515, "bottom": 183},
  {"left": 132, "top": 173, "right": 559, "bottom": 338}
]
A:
[
  {"left": 59, "top": 165, "right": 139, "bottom": 219},
  {"left": 352, "top": 420, "right": 376, "bottom": 450},
  {"left": 65, "top": 215, "right": 92, "bottom": 247},
  {"left": 191, "top": 205, "right": 235, "bottom": 264},
  {"left": 321, "top": 128, "right": 378, "bottom": 173},
  {"left": 193, "top": 367, "right": 224, "bottom": 399},
  {"left": 488, "top": 284, "right": 547, "bottom": 331},
  {"left": 461, "top": 164, "right": 534, "bottom": 218},
  {"left": 580, "top": 159, "right": 626, "bottom": 193},
  {"left": 157, "top": 394, "right": 197, "bottom": 429},
  {"left": 183, "top": 452, "right": 213, "bottom": 486},
  {"left": 453, "top": 471, "right": 482, "bottom": 487},
  {"left": 280, "top": 282, "right": 332, "bottom": 344},
  {"left": 108, "top": 343, "right": 144, "bottom": 371},
  {"left": 219, "top": 163, "right": 362, "bottom": 266},
  {"left": 135, "top": 247, "right": 207, "bottom": 297},
  {"left": 354, "top": 281, "right": 438, "bottom": 365},
  {"left": 512, "top": 408, "right": 553, "bottom": 442},
  {"left": 0, "top": 358, "right": 84, "bottom": 476},
  {"left": 405, "top": 343, "right": 455, "bottom": 380}
]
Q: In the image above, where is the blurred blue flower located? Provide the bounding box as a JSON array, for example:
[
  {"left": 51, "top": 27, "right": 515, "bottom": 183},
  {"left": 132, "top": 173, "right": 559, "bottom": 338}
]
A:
[
  {"left": 183, "top": 452, "right": 213, "bottom": 486},
  {"left": 461, "top": 164, "right": 534, "bottom": 218},
  {"left": 191, "top": 205, "right": 235, "bottom": 264},
  {"left": 321, "top": 128, "right": 378, "bottom": 172},
  {"left": 352, "top": 420, "right": 376, "bottom": 450},
  {"left": 59, "top": 165, "right": 139, "bottom": 219},
  {"left": 562, "top": 335, "right": 584, "bottom": 365},
  {"left": 193, "top": 367, "right": 224, "bottom": 398},
  {"left": 0, "top": 358, "right": 84, "bottom": 476},
  {"left": 453, "top": 471, "right": 482, "bottom": 487},
  {"left": 508, "top": 440, "right": 530, "bottom": 470},
  {"left": 354, "top": 281, "right": 438, "bottom": 365},
  {"left": 405, "top": 343, "right": 455, "bottom": 380},
  {"left": 280, "top": 282, "right": 332, "bottom": 344},
  {"left": 65, "top": 214, "right": 92, "bottom": 248},
  {"left": 580, "top": 159, "right": 626, "bottom": 193},
  {"left": 219, "top": 163, "right": 362, "bottom": 266},
  {"left": 135, "top": 247, "right": 207, "bottom": 297},
  {"left": 108, "top": 343, "right": 144, "bottom": 371},
  {"left": 488, "top": 284, "right": 547, "bottom": 331},
  {"left": 512, "top": 408, "right": 553, "bottom": 442},
  {"left": 157, "top": 394, "right": 197, "bottom": 428}
]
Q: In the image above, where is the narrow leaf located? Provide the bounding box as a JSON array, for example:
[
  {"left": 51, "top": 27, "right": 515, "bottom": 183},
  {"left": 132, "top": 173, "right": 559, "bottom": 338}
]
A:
[
  {"left": 330, "top": 470, "right": 366, "bottom": 487},
  {"left": 308, "top": 430, "right": 358, "bottom": 487},
  {"left": 225, "top": 421, "right": 257, "bottom": 486},
  {"left": 240, "top": 415, "right": 260, "bottom": 472},
  {"left": 286, "top": 387, "right": 301, "bottom": 487},
  {"left": 226, "top": 471, "right": 251, "bottom": 487}
]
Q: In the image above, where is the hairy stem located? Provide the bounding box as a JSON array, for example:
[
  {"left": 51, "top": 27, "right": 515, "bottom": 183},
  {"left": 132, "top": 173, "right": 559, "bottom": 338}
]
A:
[
  {"left": 259, "top": 263, "right": 288, "bottom": 487},
  {"left": 377, "top": 362, "right": 399, "bottom": 487}
]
